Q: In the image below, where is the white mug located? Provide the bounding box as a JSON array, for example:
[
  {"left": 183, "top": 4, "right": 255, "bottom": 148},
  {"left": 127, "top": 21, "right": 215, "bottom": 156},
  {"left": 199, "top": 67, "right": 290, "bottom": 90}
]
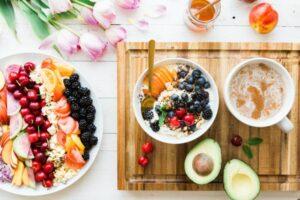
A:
[{"left": 223, "top": 58, "right": 295, "bottom": 133}]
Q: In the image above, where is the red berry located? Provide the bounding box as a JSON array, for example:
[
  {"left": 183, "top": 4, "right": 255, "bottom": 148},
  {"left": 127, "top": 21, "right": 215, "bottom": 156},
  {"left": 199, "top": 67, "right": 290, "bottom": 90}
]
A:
[
  {"left": 9, "top": 72, "right": 19, "bottom": 83},
  {"left": 35, "top": 171, "right": 46, "bottom": 182},
  {"left": 35, "top": 116, "right": 44, "bottom": 126},
  {"left": 24, "top": 114, "right": 35, "bottom": 124},
  {"left": 7, "top": 83, "right": 17, "bottom": 92},
  {"left": 169, "top": 116, "right": 180, "bottom": 128},
  {"left": 43, "top": 120, "right": 51, "bottom": 130},
  {"left": 183, "top": 114, "right": 195, "bottom": 126},
  {"left": 28, "top": 133, "right": 39, "bottom": 143},
  {"left": 42, "top": 179, "right": 53, "bottom": 188},
  {"left": 48, "top": 172, "right": 55, "bottom": 180},
  {"left": 35, "top": 152, "right": 47, "bottom": 164},
  {"left": 19, "top": 71, "right": 28, "bottom": 76},
  {"left": 40, "top": 132, "right": 50, "bottom": 142},
  {"left": 33, "top": 84, "right": 40, "bottom": 92},
  {"left": 27, "top": 90, "right": 38, "bottom": 101},
  {"left": 32, "top": 148, "right": 39, "bottom": 155},
  {"left": 43, "top": 162, "right": 54, "bottom": 174},
  {"left": 18, "top": 75, "right": 30, "bottom": 86},
  {"left": 40, "top": 99, "right": 46, "bottom": 107},
  {"left": 142, "top": 142, "right": 154, "bottom": 154},
  {"left": 32, "top": 161, "right": 42, "bottom": 173},
  {"left": 20, "top": 108, "right": 30, "bottom": 117},
  {"left": 29, "top": 101, "right": 40, "bottom": 110},
  {"left": 24, "top": 62, "right": 36, "bottom": 73},
  {"left": 40, "top": 142, "right": 48, "bottom": 152},
  {"left": 231, "top": 135, "right": 243, "bottom": 147},
  {"left": 26, "top": 125, "right": 36, "bottom": 133},
  {"left": 13, "top": 90, "right": 23, "bottom": 100},
  {"left": 138, "top": 156, "right": 149, "bottom": 167},
  {"left": 175, "top": 108, "right": 187, "bottom": 119},
  {"left": 19, "top": 97, "right": 29, "bottom": 107}
]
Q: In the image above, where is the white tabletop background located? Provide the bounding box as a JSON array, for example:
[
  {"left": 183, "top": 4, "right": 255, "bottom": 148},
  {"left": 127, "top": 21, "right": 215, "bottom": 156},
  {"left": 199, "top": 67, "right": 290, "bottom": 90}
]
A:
[{"left": 0, "top": 0, "right": 300, "bottom": 199}]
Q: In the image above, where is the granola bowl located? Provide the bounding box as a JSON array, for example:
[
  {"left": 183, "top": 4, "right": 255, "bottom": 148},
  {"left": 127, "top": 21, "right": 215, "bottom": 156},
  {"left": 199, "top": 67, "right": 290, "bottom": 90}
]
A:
[{"left": 133, "top": 58, "right": 219, "bottom": 144}]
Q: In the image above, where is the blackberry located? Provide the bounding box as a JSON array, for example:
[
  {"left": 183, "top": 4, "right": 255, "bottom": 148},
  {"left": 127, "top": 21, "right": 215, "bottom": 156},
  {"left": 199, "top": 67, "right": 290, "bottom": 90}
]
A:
[
  {"left": 90, "top": 136, "right": 98, "bottom": 145},
  {"left": 86, "top": 105, "right": 96, "bottom": 114},
  {"left": 79, "top": 108, "right": 87, "bottom": 118},
  {"left": 63, "top": 79, "right": 71, "bottom": 88},
  {"left": 202, "top": 108, "right": 213, "bottom": 120},
  {"left": 71, "top": 103, "right": 79, "bottom": 111},
  {"left": 86, "top": 113, "right": 95, "bottom": 122},
  {"left": 71, "top": 81, "right": 80, "bottom": 90},
  {"left": 87, "top": 124, "right": 96, "bottom": 133},
  {"left": 70, "top": 73, "right": 79, "bottom": 82},
  {"left": 150, "top": 121, "right": 160, "bottom": 132},
  {"left": 82, "top": 151, "right": 90, "bottom": 161},
  {"left": 79, "top": 96, "right": 92, "bottom": 106},
  {"left": 72, "top": 90, "right": 79, "bottom": 98},
  {"left": 79, "top": 87, "right": 90, "bottom": 96},
  {"left": 64, "top": 89, "right": 71, "bottom": 97},
  {"left": 67, "top": 96, "right": 76, "bottom": 103},
  {"left": 71, "top": 112, "right": 79, "bottom": 120},
  {"left": 80, "top": 132, "right": 91, "bottom": 145},
  {"left": 142, "top": 109, "right": 153, "bottom": 120},
  {"left": 79, "top": 119, "right": 87, "bottom": 130}
]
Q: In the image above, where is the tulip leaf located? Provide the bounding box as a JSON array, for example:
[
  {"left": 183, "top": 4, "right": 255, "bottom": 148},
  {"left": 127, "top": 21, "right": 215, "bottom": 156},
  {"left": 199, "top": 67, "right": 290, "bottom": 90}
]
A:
[
  {"left": 31, "top": 0, "right": 48, "bottom": 9},
  {"left": 242, "top": 145, "right": 253, "bottom": 159},
  {"left": 73, "top": 0, "right": 95, "bottom": 7},
  {"left": 247, "top": 137, "right": 263, "bottom": 146},
  {"left": 0, "top": 0, "right": 17, "bottom": 36},
  {"left": 56, "top": 11, "right": 78, "bottom": 20},
  {"left": 18, "top": 0, "right": 50, "bottom": 39}
]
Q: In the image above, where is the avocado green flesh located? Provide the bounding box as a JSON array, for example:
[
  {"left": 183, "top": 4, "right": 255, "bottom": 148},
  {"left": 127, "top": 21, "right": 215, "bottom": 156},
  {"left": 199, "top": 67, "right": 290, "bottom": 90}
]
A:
[
  {"left": 224, "top": 159, "right": 260, "bottom": 200},
  {"left": 184, "top": 138, "right": 222, "bottom": 185}
]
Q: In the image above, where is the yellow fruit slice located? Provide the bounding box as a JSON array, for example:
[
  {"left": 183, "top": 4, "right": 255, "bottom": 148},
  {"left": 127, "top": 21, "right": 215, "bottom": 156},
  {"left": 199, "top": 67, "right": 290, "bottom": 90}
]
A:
[
  {"left": 65, "top": 135, "right": 76, "bottom": 153},
  {"left": 41, "top": 68, "right": 57, "bottom": 93},
  {"left": 52, "top": 70, "right": 65, "bottom": 101},
  {"left": 71, "top": 134, "right": 85, "bottom": 154},
  {"left": 53, "top": 60, "right": 75, "bottom": 77},
  {"left": 12, "top": 161, "right": 24, "bottom": 186}
]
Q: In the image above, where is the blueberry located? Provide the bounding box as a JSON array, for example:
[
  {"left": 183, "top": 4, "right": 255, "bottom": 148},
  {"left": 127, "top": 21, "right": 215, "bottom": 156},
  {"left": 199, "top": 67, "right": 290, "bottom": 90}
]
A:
[
  {"left": 188, "top": 105, "right": 195, "bottom": 113},
  {"left": 178, "top": 82, "right": 186, "bottom": 90},
  {"left": 194, "top": 85, "right": 201, "bottom": 92},
  {"left": 192, "top": 69, "right": 202, "bottom": 79},
  {"left": 178, "top": 70, "right": 188, "bottom": 78},
  {"left": 188, "top": 124, "right": 196, "bottom": 131},
  {"left": 171, "top": 94, "right": 179, "bottom": 101},
  {"left": 195, "top": 77, "right": 206, "bottom": 86},
  {"left": 200, "top": 99, "right": 209, "bottom": 108},
  {"left": 194, "top": 100, "right": 201, "bottom": 108},
  {"left": 185, "top": 84, "right": 193, "bottom": 92},
  {"left": 181, "top": 93, "right": 189, "bottom": 101},
  {"left": 204, "top": 82, "right": 211, "bottom": 89},
  {"left": 186, "top": 76, "right": 194, "bottom": 84},
  {"left": 167, "top": 111, "right": 175, "bottom": 118}
]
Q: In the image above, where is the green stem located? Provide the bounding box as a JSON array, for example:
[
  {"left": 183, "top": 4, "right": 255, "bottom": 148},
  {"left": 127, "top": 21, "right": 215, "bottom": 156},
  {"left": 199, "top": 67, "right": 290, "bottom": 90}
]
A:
[
  {"left": 20, "top": 0, "right": 39, "bottom": 13},
  {"left": 51, "top": 20, "right": 80, "bottom": 36},
  {"left": 72, "top": 0, "right": 93, "bottom": 9}
]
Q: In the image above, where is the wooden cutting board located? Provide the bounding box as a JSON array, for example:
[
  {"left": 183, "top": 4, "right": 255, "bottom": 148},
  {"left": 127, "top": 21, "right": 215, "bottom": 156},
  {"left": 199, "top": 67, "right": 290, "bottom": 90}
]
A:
[{"left": 117, "top": 42, "right": 300, "bottom": 191}]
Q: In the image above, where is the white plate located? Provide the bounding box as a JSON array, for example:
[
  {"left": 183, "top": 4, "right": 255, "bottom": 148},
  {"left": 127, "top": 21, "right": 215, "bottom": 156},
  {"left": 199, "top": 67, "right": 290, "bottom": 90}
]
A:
[{"left": 0, "top": 52, "right": 103, "bottom": 196}]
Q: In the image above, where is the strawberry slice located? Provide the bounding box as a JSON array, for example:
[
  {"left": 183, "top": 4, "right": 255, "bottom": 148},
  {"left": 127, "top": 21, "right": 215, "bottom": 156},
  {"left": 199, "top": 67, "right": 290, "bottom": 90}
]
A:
[{"left": 58, "top": 116, "right": 76, "bottom": 135}]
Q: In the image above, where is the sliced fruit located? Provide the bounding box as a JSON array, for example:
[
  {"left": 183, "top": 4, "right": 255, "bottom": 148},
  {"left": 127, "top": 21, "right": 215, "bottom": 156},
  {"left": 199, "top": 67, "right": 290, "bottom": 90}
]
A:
[
  {"left": 184, "top": 138, "right": 222, "bottom": 185},
  {"left": 1, "top": 140, "right": 13, "bottom": 165},
  {"left": 58, "top": 116, "right": 76, "bottom": 134},
  {"left": 65, "top": 147, "right": 85, "bottom": 170},
  {"left": 9, "top": 113, "right": 23, "bottom": 139},
  {"left": 224, "top": 159, "right": 260, "bottom": 200},
  {"left": 57, "top": 130, "right": 66, "bottom": 147},
  {"left": 41, "top": 58, "right": 56, "bottom": 70},
  {"left": 65, "top": 135, "right": 76, "bottom": 153},
  {"left": 52, "top": 69, "right": 65, "bottom": 102},
  {"left": 27, "top": 148, "right": 34, "bottom": 159},
  {"left": 22, "top": 167, "right": 29, "bottom": 186},
  {"left": 55, "top": 96, "right": 71, "bottom": 114},
  {"left": 72, "top": 121, "right": 80, "bottom": 135},
  {"left": 27, "top": 168, "right": 36, "bottom": 188},
  {"left": 0, "top": 131, "right": 10, "bottom": 147},
  {"left": 24, "top": 159, "right": 32, "bottom": 167},
  {"left": 0, "top": 87, "right": 6, "bottom": 105},
  {"left": 12, "top": 161, "right": 24, "bottom": 186},
  {"left": 13, "top": 132, "right": 31, "bottom": 160},
  {"left": 71, "top": 134, "right": 85, "bottom": 154},
  {"left": 7, "top": 92, "right": 21, "bottom": 116},
  {"left": 11, "top": 150, "right": 19, "bottom": 169},
  {"left": 0, "top": 71, "right": 5, "bottom": 91},
  {"left": 5, "top": 64, "right": 20, "bottom": 81},
  {"left": 41, "top": 68, "right": 57, "bottom": 93},
  {"left": 53, "top": 60, "right": 74, "bottom": 77},
  {"left": 0, "top": 101, "right": 8, "bottom": 124}
]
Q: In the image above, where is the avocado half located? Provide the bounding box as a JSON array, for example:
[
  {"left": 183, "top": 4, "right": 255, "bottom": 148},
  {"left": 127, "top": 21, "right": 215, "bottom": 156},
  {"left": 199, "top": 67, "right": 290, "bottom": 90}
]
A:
[
  {"left": 184, "top": 138, "right": 222, "bottom": 185},
  {"left": 224, "top": 159, "right": 260, "bottom": 200}
]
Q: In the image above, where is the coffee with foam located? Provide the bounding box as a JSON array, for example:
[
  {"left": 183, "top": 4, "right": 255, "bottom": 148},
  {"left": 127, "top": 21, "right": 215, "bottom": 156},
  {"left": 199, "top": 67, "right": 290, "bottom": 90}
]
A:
[{"left": 230, "top": 63, "right": 284, "bottom": 120}]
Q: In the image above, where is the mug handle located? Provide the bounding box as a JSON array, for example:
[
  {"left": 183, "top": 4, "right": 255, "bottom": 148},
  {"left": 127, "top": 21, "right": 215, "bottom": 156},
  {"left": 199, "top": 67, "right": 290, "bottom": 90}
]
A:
[{"left": 276, "top": 117, "right": 293, "bottom": 133}]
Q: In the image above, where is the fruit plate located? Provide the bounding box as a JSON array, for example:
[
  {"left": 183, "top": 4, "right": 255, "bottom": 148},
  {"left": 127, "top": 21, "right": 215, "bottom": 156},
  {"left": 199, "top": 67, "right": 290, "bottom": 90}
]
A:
[
  {"left": 0, "top": 52, "right": 103, "bottom": 196},
  {"left": 117, "top": 42, "right": 300, "bottom": 191}
]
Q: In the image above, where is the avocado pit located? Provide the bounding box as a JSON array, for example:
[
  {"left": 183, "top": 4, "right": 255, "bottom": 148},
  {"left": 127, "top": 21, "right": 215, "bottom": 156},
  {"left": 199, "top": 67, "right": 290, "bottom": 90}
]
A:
[{"left": 192, "top": 153, "right": 214, "bottom": 176}]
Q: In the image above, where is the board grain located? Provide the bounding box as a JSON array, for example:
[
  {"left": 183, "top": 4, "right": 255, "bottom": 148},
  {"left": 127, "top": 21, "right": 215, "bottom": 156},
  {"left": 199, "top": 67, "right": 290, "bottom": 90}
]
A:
[{"left": 117, "top": 42, "right": 300, "bottom": 191}]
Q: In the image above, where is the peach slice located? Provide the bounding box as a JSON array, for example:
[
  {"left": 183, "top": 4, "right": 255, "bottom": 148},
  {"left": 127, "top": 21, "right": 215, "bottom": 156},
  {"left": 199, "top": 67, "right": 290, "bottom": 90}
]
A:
[
  {"left": 71, "top": 134, "right": 85, "bottom": 154},
  {"left": 11, "top": 150, "right": 18, "bottom": 169},
  {"left": 53, "top": 60, "right": 75, "bottom": 77},
  {"left": 22, "top": 167, "right": 29, "bottom": 186},
  {"left": 2, "top": 140, "right": 12, "bottom": 165},
  {"left": 12, "top": 161, "right": 24, "bottom": 186},
  {"left": 249, "top": 3, "right": 278, "bottom": 34},
  {"left": 41, "top": 68, "right": 57, "bottom": 93}
]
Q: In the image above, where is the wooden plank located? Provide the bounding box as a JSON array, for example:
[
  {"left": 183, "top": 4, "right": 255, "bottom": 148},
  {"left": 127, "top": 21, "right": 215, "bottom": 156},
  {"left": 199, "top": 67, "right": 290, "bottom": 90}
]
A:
[{"left": 117, "top": 42, "right": 300, "bottom": 191}]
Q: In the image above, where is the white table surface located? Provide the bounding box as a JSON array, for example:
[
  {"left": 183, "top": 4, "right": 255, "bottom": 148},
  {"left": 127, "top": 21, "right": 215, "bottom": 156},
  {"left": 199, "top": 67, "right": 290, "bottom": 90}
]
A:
[{"left": 0, "top": 0, "right": 300, "bottom": 199}]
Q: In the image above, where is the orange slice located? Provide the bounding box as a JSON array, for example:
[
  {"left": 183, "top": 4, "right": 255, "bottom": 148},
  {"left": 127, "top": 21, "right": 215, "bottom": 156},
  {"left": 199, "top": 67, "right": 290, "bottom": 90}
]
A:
[
  {"left": 41, "top": 58, "right": 56, "bottom": 70},
  {"left": 41, "top": 68, "right": 57, "bottom": 93}
]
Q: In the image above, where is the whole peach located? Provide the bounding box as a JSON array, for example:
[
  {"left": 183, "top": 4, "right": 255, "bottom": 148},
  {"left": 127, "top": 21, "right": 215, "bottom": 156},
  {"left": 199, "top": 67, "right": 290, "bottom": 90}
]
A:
[{"left": 249, "top": 3, "right": 278, "bottom": 34}]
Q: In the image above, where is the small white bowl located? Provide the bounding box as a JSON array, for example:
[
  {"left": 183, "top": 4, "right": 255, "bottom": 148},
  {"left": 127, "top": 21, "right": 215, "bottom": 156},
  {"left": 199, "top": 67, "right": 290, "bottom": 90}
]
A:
[{"left": 133, "top": 58, "right": 219, "bottom": 144}]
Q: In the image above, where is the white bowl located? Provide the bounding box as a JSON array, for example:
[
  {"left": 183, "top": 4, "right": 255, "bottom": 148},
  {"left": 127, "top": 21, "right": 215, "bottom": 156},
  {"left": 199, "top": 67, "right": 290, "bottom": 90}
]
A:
[
  {"left": 133, "top": 58, "right": 219, "bottom": 144},
  {"left": 0, "top": 52, "right": 103, "bottom": 196}
]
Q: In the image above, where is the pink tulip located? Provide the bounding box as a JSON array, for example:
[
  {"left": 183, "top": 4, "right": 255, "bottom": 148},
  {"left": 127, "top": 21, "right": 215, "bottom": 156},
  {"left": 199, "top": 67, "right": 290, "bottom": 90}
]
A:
[
  {"left": 80, "top": 7, "right": 99, "bottom": 26},
  {"left": 105, "top": 26, "right": 127, "bottom": 47},
  {"left": 93, "top": 0, "right": 116, "bottom": 29},
  {"left": 116, "top": 0, "right": 140, "bottom": 9},
  {"left": 39, "top": 29, "right": 79, "bottom": 56},
  {"left": 79, "top": 33, "right": 108, "bottom": 60},
  {"left": 48, "top": 0, "right": 73, "bottom": 14}
]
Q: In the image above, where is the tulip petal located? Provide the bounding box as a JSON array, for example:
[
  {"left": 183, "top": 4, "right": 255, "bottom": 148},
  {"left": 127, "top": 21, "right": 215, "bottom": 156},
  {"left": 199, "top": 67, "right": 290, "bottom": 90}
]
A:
[
  {"left": 105, "top": 26, "right": 127, "bottom": 47},
  {"left": 93, "top": 0, "right": 116, "bottom": 29},
  {"left": 80, "top": 32, "right": 108, "bottom": 60},
  {"left": 145, "top": 4, "right": 167, "bottom": 18},
  {"left": 116, "top": 0, "right": 140, "bottom": 9},
  {"left": 39, "top": 32, "right": 57, "bottom": 49},
  {"left": 56, "top": 29, "right": 80, "bottom": 56},
  {"left": 48, "top": 0, "right": 73, "bottom": 14},
  {"left": 128, "top": 18, "right": 149, "bottom": 31},
  {"left": 80, "top": 7, "right": 99, "bottom": 26}
]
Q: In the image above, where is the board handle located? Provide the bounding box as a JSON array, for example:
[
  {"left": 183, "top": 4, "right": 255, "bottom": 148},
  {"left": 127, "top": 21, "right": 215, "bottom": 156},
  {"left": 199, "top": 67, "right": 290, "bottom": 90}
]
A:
[{"left": 276, "top": 117, "right": 293, "bottom": 133}]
